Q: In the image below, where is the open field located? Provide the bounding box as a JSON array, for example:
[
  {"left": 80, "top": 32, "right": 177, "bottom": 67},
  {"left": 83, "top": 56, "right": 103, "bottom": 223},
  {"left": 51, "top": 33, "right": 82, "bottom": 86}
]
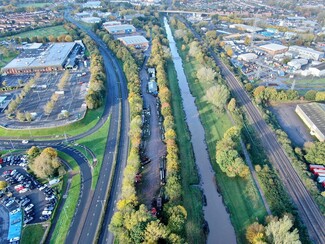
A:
[
  {"left": 174, "top": 36, "right": 267, "bottom": 242},
  {"left": 0, "top": 106, "right": 104, "bottom": 139},
  {"left": 76, "top": 116, "right": 111, "bottom": 188},
  {"left": 0, "top": 50, "right": 19, "bottom": 69},
  {"left": 50, "top": 152, "right": 80, "bottom": 244},
  {"left": 21, "top": 224, "right": 46, "bottom": 244},
  {"left": 18, "top": 2, "right": 51, "bottom": 8},
  {"left": 0, "top": 25, "right": 67, "bottom": 41},
  {"left": 166, "top": 58, "right": 205, "bottom": 243}
]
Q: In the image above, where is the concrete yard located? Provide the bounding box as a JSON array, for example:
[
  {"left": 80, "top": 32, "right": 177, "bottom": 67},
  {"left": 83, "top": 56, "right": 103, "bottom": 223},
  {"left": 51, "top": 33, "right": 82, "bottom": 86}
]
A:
[{"left": 270, "top": 102, "right": 315, "bottom": 147}]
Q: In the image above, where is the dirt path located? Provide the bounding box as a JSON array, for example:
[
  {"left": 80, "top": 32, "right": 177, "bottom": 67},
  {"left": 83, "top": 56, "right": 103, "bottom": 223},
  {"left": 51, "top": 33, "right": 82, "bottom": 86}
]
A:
[{"left": 137, "top": 48, "right": 166, "bottom": 207}]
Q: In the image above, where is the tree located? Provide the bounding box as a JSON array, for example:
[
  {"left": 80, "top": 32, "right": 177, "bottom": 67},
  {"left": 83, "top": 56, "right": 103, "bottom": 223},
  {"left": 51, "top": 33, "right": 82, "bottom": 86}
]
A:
[
  {"left": 44, "top": 101, "right": 54, "bottom": 115},
  {"left": 196, "top": 66, "right": 216, "bottom": 84},
  {"left": 0, "top": 181, "right": 7, "bottom": 190},
  {"left": 166, "top": 205, "right": 187, "bottom": 235},
  {"left": 225, "top": 46, "right": 233, "bottom": 57},
  {"left": 16, "top": 111, "right": 25, "bottom": 122},
  {"left": 29, "top": 147, "right": 61, "bottom": 179},
  {"left": 205, "top": 85, "right": 230, "bottom": 112},
  {"left": 304, "top": 90, "right": 317, "bottom": 101},
  {"left": 315, "top": 91, "right": 325, "bottom": 101},
  {"left": 144, "top": 220, "right": 169, "bottom": 243},
  {"left": 246, "top": 222, "right": 266, "bottom": 244},
  {"left": 304, "top": 142, "right": 325, "bottom": 165},
  {"left": 265, "top": 215, "right": 301, "bottom": 244},
  {"left": 244, "top": 36, "right": 251, "bottom": 46},
  {"left": 27, "top": 146, "right": 40, "bottom": 160},
  {"left": 228, "top": 98, "right": 236, "bottom": 112}
]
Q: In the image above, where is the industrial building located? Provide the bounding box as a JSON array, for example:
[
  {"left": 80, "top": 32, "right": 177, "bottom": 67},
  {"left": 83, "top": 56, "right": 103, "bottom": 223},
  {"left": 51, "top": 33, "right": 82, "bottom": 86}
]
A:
[
  {"left": 289, "top": 46, "right": 324, "bottom": 61},
  {"left": 230, "top": 24, "right": 263, "bottom": 33},
  {"left": 258, "top": 43, "right": 288, "bottom": 56},
  {"left": 309, "top": 63, "right": 325, "bottom": 77},
  {"left": 295, "top": 103, "right": 325, "bottom": 142},
  {"left": 81, "top": 17, "right": 101, "bottom": 23},
  {"left": 2, "top": 42, "right": 81, "bottom": 74},
  {"left": 103, "top": 21, "right": 122, "bottom": 27},
  {"left": 118, "top": 35, "right": 149, "bottom": 49},
  {"left": 238, "top": 53, "right": 258, "bottom": 62},
  {"left": 82, "top": 1, "right": 101, "bottom": 9},
  {"left": 104, "top": 24, "right": 136, "bottom": 34}
]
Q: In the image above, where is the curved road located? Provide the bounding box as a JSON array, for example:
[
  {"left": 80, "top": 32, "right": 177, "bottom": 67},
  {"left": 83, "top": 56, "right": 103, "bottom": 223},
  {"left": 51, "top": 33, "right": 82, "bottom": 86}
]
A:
[
  {"left": 180, "top": 18, "right": 325, "bottom": 244},
  {"left": 0, "top": 12, "right": 130, "bottom": 244}
]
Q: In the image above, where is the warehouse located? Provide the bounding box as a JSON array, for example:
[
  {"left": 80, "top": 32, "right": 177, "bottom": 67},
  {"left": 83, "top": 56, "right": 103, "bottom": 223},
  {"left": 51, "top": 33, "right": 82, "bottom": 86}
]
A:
[
  {"left": 238, "top": 53, "right": 258, "bottom": 62},
  {"left": 258, "top": 43, "right": 288, "bottom": 56},
  {"left": 309, "top": 63, "right": 325, "bottom": 77},
  {"left": 2, "top": 42, "right": 81, "bottom": 74},
  {"left": 118, "top": 35, "right": 149, "bottom": 49},
  {"left": 81, "top": 17, "right": 101, "bottom": 23},
  {"left": 104, "top": 24, "right": 136, "bottom": 34},
  {"left": 103, "top": 21, "right": 122, "bottom": 27},
  {"left": 289, "top": 46, "right": 324, "bottom": 61},
  {"left": 295, "top": 103, "right": 325, "bottom": 142}
]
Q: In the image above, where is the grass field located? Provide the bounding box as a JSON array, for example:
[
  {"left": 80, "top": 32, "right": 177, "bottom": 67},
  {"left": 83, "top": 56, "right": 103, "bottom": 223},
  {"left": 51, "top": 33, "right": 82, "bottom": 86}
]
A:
[
  {"left": 174, "top": 35, "right": 267, "bottom": 242},
  {"left": 0, "top": 50, "right": 19, "bottom": 69},
  {"left": 21, "top": 224, "right": 46, "bottom": 244},
  {"left": 0, "top": 25, "right": 67, "bottom": 41},
  {"left": 50, "top": 152, "right": 81, "bottom": 244},
  {"left": 76, "top": 116, "right": 111, "bottom": 188},
  {"left": 18, "top": 2, "right": 51, "bottom": 8},
  {"left": 166, "top": 59, "right": 205, "bottom": 243},
  {"left": 283, "top": 77, "right": 325, "bottom": 91},
  {"left": 0, "top": 106, "right": 104, "bottom": 139}
]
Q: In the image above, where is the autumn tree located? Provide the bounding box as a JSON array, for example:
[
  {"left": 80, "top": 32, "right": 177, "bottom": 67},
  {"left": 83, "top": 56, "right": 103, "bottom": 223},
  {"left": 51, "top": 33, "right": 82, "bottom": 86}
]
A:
[
  {"left": 30, "top": 147, "right": 61, "bottom": 179},
  {"left": 144, "top": 220, "right": 169, "bottom": 243},
  {"left": 27, "top": 146, "right": 41, "bottom": 160},
  {"left": 205, "top": 85, "right": 230, "bottom": 112},
  {"left": 196, "top": 66, "right": 216, "bottom": 84},
  {"left": 304, "top": 141, "right": 325, "bottom": 165},
  {"left": 228, "top": 98, "right": 236, "bottom": 112},
  {"left": 304, "top": 90, "right": 317, "bottom": 101},
  {"left": 0, "top": 181, "right": 7, "bottom": 190},
  {"left": 246, "top": 222, "right": 265, "bottom": 244}
]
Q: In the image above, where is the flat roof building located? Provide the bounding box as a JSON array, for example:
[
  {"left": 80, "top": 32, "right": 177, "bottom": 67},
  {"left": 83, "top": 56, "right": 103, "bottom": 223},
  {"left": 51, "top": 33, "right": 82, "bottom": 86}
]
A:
[
  {"left": 82, "top": 1, "right": 101, "bottom": 9},
  {"left": 289, "top": 45, "right": 324, "bottom": 61},
  {"left": 104, "top": 24, "right": 136, "bottom": 34},
  {"left": 309, "top": 62, "right": 325, "bottom": 77},
  {"left": 230, "top": 24, "right": 263, "bottom": 33},
  {"left": 103, "top": 21, "right": 122, "bottom": 27},
  {"left": 81, "top": 17, "right": 101, "bottom": 23},
  {"left": 2, "top": 42, "right": 80, "bottom": 74},
  {"left": 295, "top": 103, "right": 325, "bottom": 142},
  {"left": 118, "top": 35, "right": 149, "bottom": 49},
  {"left": 238, "top": 53, "right": 258, "bottom": 62},
  {"left": 258, "top": 43, "right": 288, "bottom": 56}
]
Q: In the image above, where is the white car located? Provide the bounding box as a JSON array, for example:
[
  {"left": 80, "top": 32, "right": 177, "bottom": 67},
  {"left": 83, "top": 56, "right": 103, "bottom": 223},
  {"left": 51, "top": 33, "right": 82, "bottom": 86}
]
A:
[
  {"left": 24, "top": 203, "right": 34, "bottom": 211},
  {"left": 21, "top": 140, "right": 29, "bottom": 144},
  {"left": 45, "top": 195, "right": 55, "bottom": 201},
  {"left": 42, "top": 210, "right": 52, "bottom": 216},
  {"left": 5, "top": 199, "right": 14, "bottom": 207},
  {"left": 10, "top": 208, "right": 21, "bottom": 215},
  {"left": 19, "top": 188, "right": 28, "bottom": 194}
]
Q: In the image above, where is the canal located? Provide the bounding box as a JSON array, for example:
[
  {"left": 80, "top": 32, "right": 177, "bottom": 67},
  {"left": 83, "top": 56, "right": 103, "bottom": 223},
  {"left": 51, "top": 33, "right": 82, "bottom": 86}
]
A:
[{"left": 164, "top": 17, "right": 237, "bottom": 244}]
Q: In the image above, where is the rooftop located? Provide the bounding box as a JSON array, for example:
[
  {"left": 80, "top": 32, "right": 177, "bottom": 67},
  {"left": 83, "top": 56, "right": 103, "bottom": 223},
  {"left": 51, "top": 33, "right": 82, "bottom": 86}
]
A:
[
  {"left": 297, "top": 103, "right": 325, "bottom": 136},
  {"left": 289, "top": 45, "right": 324, "bottom": 55},
  {"left": 104, "top": 24, "right": 136, "bottom": 32},
  {"left": 259, "top": 43, "right": 288, "bottom": 51},
  {"left": 3, "top": 42, "right": 76, "bottom": 70},
  {"left": 313, "top": 62, "right": 325, "bottom": 71},
  {"left": 118, "top": 35, "right": 149, "bottom": 45}
]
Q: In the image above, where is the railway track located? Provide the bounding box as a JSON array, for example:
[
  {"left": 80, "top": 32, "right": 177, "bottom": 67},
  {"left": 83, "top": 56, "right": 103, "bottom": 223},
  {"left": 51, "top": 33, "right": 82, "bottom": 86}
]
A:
[
  {"left": 214, "top": 55, "right": 325, "bottom": 244},
  {"left": 176, "top": 16, "right": 325, "bottom": 243}
]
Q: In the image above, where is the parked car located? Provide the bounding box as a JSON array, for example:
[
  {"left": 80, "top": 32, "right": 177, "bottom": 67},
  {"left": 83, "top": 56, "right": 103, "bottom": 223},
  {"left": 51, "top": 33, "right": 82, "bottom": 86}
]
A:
[
  {"left": 21, "top": 140, "right": 29, "bottom": 144},
  {"left": 10, "top": 208, "right": 21, "bottom": 215},
  {"left": 45, "top": 195, "right": 55, "bottom": 201},
  {"left": 42, "top": 210, "right": 52, "bottom": 216},
  {"left": 5, "top": 199, "right": 15, "bottom": 207},
  {"left": 24, "top": 217, "right": 33, "bottom": 224},
  {"left": 24, "top": 203, "right": 34, "bottom": 211}
]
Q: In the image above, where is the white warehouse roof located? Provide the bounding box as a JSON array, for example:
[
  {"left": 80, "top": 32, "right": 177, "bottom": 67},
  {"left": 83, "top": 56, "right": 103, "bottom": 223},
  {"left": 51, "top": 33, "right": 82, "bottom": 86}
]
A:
[
  {"left": 118, "top": 35, "right": 149, "bottom": 45},
  {"left": 259, "top": 43, "right": 288, "bottom": 51}
]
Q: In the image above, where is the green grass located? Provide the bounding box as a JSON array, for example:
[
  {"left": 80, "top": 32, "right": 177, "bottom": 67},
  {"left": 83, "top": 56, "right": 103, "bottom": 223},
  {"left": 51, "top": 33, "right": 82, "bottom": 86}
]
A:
[
  {"left": 18, "top": 2, "right": 51, "bottom": 8},
  {"left": 0, "top": 106, "right": 104, "bottom": 139},
  {"left": 76, "top": 116, "right": 111, "bottom": 188},
  {"left": 166, "top": 58, "right": 205, "bottom": 243},
  {"left": 50, "top": 174, "right": 81, "bottom": 244},
  {"left": 0, "top": 25, "right": 68, "bottom": 41},
  {"left": 283, "top": 77, "right": 325, "bottom": 91},
  {"left": 21, "top": 224, "right": 46, "bottom": 244},
  {"left": 174, "top": 35, "right": 267, "bottom": 243},
  {"left": 0, "top": 50, "right": 19, "bottom": 69},
  {"left": 50, "top": 152, "right": 81, "bottom": 244}
]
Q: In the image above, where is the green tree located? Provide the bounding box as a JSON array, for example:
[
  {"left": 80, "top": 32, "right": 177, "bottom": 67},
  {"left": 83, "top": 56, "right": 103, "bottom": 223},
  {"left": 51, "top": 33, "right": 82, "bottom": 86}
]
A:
[
  {"left": 205, "top": 85, "right": 230, "bottom": 112},
  {"left": 304, "top": 141, "right": 325, "bottom": 165},
  {"left": 304, "top": 90, "right": 317, "bottom": 101},
  {"left": 228, "top": 98, "right": 236, "bottom": 112},
  {"left": 196, "top": 66, "right": 216, "bottom": 84},
  {"left": 144, "top": 220, "right": 169, "bottom": 243},
  {"left": 315, "top": 91, "right": 325, "bottom": 101},
  {"left": 265, "top": 215, "right": 301, "bottom": 244},
  {"left": 16, "top": 111, "right": 25, "bottom": 122},
  {"left": 27, "top": 146, "right": 40, "bottom": 160}
]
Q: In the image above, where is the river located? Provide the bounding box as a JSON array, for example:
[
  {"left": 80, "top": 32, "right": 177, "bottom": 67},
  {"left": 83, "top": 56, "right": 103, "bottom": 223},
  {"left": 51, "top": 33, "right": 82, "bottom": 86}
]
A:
[{"left": 164, "top": 17, "right": 237, "bottom": 244}]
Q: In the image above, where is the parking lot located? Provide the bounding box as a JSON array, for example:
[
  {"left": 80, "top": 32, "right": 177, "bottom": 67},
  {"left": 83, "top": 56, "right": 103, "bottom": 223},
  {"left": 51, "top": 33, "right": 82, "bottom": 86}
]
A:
[
  {"left": 270, "top": 102, "right": 315, "bottom": 147},
  {"left": 0, "top": 67, "right": 90, "bottom": 129},
  {"left": 0, "top": 154, "right": 58, "bottom": 228}
]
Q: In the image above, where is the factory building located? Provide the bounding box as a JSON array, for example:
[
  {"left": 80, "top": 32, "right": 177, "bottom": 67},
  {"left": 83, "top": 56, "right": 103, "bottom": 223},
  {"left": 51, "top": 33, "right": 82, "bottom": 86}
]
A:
[
  {"left": 289, "top": 46, "right": 324, "bottom": 61},
  {"left": 258, "top": 43, "right": 288, "bottom": 56},
  {"left": 309, "top": 63, "right": 325, "bottom": 77},
  {"left": 2, "top": 42, "right": 81, "bottom": 74},
  {"left": 82, "top": 1, "right": 101, "bottom": 9},
  {"left": 104, "top": 24, "right": 136, "bottom": 34},
  {"left": 295, "top": 103, "right": 325, "bottom": 142},
  {"left": 118, "top": 35, "right": 149, "bottom": 49},
  {"left": 238, "top": 53, "right": 258, "bottom": 62},
  {"left": 103, "top": 21, "right": 122, "bottom": 27}
]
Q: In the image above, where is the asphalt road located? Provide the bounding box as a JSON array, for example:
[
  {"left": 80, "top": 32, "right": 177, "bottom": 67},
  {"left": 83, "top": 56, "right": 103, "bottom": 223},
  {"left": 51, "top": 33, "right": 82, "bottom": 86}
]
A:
[{"left": 180, "top": 18, "right": 325, "bottom": 244}]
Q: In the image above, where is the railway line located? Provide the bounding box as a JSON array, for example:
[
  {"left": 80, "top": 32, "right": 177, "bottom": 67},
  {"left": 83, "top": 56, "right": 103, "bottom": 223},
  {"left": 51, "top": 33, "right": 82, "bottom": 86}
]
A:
[
  {"left": 213, "top": 51, "right": 325, "bottom": 244},
  {"left": 177, "top": 17, "right": 325, "bottom": 243}
]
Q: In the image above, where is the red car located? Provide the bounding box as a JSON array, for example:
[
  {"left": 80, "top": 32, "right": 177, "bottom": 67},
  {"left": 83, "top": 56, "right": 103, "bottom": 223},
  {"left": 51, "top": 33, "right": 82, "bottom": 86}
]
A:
[{"left": 2, "top": 170, "right": 12, "bottom": 176}]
